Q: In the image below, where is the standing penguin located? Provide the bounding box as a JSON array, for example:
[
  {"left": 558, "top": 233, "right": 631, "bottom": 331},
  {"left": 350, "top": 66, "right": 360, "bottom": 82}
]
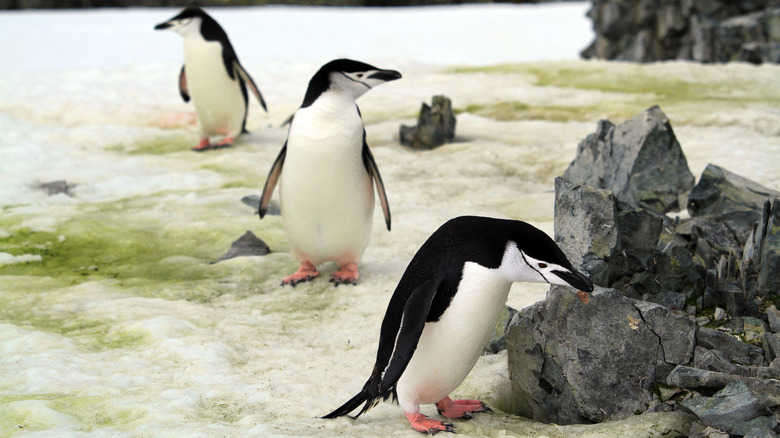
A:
[
  {"left": 257, "top": 59, "right": 399, "bottom": 286},
  {"left": 155, "top": 5, "right": 267, "bottom": 151},
  {"left": 323, "top": 216, "right": 594, "bottom": 434}
]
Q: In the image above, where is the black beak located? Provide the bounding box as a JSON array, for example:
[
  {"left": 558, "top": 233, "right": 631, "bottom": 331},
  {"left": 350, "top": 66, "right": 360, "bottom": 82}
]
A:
[
  {"left": 154, "top": 22, "right": 172, "bottom": 30},
  {"left": 552, "top": 269, "right": 594, "bottom": 293},
  {"left": 368, "top": 69, "right": 402, "bottom": 82}
]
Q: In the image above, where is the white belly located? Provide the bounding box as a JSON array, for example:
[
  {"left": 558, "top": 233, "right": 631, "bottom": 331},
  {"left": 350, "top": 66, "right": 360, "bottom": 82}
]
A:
[
  {"left": 184, "top": 40, "right": 246, "bottom": 138},
  {"left": 396, "top": 263, "right": 511, "bottom": 412},
  {"left": 279, "top": 95, "right": 374, "bottom": 266}
]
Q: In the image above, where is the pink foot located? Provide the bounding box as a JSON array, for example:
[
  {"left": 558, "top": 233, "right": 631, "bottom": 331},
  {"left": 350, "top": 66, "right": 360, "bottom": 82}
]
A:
[
  {"left": 282, "top": 261, "right": 319, "bottom": 287},
  {"left": 330, "top": 263, "right": 359, "bottom": 286},
  {"left": 192, "top": 138, "right": 211, "bottom": 152},
  {"left": 214, "top": 137, "right": 234, "bottom": 149},
  {"left": 435, "top": 397, "right": 491, "bottom": 419},
  {"left": 405, "top": 412, "right": 453, "bottom": 434}
]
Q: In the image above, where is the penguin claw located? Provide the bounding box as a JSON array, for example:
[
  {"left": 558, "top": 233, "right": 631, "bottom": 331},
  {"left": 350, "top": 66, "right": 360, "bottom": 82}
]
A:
[
  {"left": 330, "top": 263, "right": 359, "bottom": 286},
  {"left": 405, "top": 412, "right": 455, "bottom": 434},
  {"left": 281, "top": 263, "right": 319, "bottom": 286},
  {"left": 435, "top": 397, "right": 490, "bottom": 420}
]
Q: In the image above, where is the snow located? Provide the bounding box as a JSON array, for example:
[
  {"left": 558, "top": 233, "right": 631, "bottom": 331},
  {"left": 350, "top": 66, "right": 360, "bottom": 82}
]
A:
[{"left": 1, "top": 2, "right": 779, "bottom": 437}]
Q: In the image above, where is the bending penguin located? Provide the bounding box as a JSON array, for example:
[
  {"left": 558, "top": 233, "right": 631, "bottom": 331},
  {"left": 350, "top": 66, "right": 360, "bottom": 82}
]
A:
[
  {"left": 155, "top": 5, "right": 267, "bottom": 151},
  {"left": 323, "top": 216, "right": 594, "bottom": 434},
  {"left": 257, "top": 59, "right": 399, "bottom": 286}
]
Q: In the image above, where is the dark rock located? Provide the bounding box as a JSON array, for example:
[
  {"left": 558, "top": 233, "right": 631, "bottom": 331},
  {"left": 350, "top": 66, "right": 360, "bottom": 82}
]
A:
[
  {"left": 582, "top": 1, "right": 780, "bottom": 64},
  {"left": 763, "top": 332, "right": 780, "bottom": 362},
  {"left": 693, "top": 346, "right": 744, "bottom": 375},
  {"left": 743, "top": 426, "right": 779, "bottom": 438},
  {"left": 214, "top": 231, "right": 270, "bottom": 263},
  {"left": 507, "top": 287, "right": 661, "bottom": 424},
  {"left": 756, "top": 198, "right": 780, "bottom": 300},
  {"left": 732, "top": 417, "right": 779, "bottom": 436},
  {"left": 634, "top": 301, "right": 696, "bottom": 364},
  {"left": 681, "top": 381, "right": 769, "bottom": 433},
  {"left": 642, "top": 291, "right": 687, "bottom": 311},
  {"left": 564, "top": 106, "right": 695, "bottom": 214},
  {"left": 688, "top": 421, "right": 730, "bottom": 438},
  {"left": 399, "top": 95, "right": 456, "bottom": 150},
  {"left": 767, "top": 305, "right": 780, "bottom": 333},
  {"left": 697, "top": 327, "right": 765, "bottom": 366},
  {"left": 40, "top": 180, "right": 71, "bottom": 196},
  {"left": 667, "top": 365, "right": 742, "bottom": 389},
  {"left": 687, "top": 164, "right": 780, "bottom": 223},
  {"left": 484, "top": 305, "right": 518, "bottom": 354}
]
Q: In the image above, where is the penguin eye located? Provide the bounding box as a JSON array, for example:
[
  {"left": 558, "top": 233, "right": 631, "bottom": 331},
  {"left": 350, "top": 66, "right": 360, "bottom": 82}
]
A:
[
  {"left": 356, "top": 73, "right": 364, "bottom": 78},
  {"left": 538, "top": 263, "right": 547, "bottom": 269}
]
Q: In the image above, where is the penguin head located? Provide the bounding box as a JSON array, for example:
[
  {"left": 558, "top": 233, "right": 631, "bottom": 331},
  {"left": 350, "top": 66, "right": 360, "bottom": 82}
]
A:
[
  {"left": 301, "top": 59, "right": 402, "bottom": 107},
  {"left": 493, "top": 223, "right": 594, "bottom": 292},
  {"left": 154, "top": 5, "right": 206, "bottom": 37}
]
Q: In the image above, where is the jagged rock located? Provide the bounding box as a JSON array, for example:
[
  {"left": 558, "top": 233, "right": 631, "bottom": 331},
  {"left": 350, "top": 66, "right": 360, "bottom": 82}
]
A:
[
  {"left": 681, "top": 381, "right": 771, "bottom": 434},
  {"left": 508, "top": 287, "right": 672, "bottom": 425},
  {"left": 756, "top": 198, "right": 780, "bottom": 300},
  {"left": 693, "top": 346, "right": 743, "bottom": 375},
  {"left": 767, "top": 306, "right": 780, "bottom": 333},
  {"left": 763, "top": 333, "right": 780, "bottom": 362},
  {"left": 667, "top": 365, "right": 742, "bottom": 389},
  {"left": 564, "top": 106, "right": 695, "bottom": 214},
  {"left": 688, "top": 164, "right": 780, "bottom": 222},
  {"left": 399, "top": 95, "right": 456, "bottom": 150},
  {"left": 582, "top": 1, "right": 780, "bottom": 64},
  {"left": 634, "top": 301, "right": 696, "bottom": 364},
  {"left": 214, "top": 231, "right": 270, "bottom": 263},
  {"left": 697, "top": 327, "right": 765, "bottom": 366}
]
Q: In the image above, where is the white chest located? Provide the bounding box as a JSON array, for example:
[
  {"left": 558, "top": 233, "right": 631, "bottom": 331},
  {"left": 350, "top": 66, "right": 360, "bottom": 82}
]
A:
[{"left": 397, "top": 263, "right": 512, "bottom": 406}]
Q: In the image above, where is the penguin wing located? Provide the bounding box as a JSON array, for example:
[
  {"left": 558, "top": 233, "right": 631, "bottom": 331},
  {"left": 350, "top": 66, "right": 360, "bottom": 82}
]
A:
[
  {"left": 362, "top": 133, "right": 391, "bottom": 231},
  {"left": 233, "top": 61, "right": 268, "bottom": 113},
  {"left": 378, "top": 276, "right": 442, "bottom": 392},
  {"left": 179, "top": 65, "right": 189, "bottom": 102},
  {"left": 258, "top": 142, "right": 286, "bottom": 219}
]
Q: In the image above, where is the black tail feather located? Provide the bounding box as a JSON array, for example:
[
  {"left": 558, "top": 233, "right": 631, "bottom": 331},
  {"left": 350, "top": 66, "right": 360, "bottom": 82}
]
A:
[{"left": 323, "top": 390, "right": 378, "bottom": 420}]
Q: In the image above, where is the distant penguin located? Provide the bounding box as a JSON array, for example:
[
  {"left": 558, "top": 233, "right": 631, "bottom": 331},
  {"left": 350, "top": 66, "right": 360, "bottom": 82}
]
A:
[
  {"left": 257, "top": 59, "right": 400, "bottom": 286},
  {"left": 155, "top": 5, "right": 267, "bottom": 151},
  {"left": 323, "top": 216, "right": 594, "bottom": 434}
]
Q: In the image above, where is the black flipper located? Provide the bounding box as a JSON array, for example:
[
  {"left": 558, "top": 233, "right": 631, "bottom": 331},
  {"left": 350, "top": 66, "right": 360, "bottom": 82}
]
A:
[
  {"left": 323, "top": 277, "right": 442, "bottom": 420},
  {"left": 234, "top": 61, "right": 268, "bottom": 112},
  {"left": 258, "top": 143, "right": 286, "bottom": 219},
  {"left": 179, "top": 65, "right": 189, "bottom": 102},
  {"left": 361, "top": 131, "right": 391, "bottom": 231}
]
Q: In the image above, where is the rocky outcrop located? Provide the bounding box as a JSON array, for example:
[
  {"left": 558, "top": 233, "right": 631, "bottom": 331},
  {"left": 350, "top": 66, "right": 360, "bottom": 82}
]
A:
[
  {"left": 563, "top": 106, "right": 694, "bottom": 214},
  {"left": 508, "top": 105, "right": 780, "bottom": 435},
  {"left": 400, "top": 95, "right": 456, "bottom": 150},
  {"left": 581, "top": 0, "right": 780, "bottom": 64}
]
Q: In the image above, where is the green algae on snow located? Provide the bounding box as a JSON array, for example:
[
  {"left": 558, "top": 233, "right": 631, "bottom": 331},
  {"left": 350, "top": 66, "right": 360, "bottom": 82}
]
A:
[{"left": 0, "top": 394, "right": 147, "bottom": 436}]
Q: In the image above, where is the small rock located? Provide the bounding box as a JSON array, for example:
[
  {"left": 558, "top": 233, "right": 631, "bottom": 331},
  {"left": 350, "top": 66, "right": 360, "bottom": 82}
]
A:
[
  {"left": 714, "top": 307, "right": 727, "bottom": 321},
  {"left": 681, "top": 381, "right": 767, "bottom": 432},
  {"left": 667, "top": 365, "right": 740, "bottom": 389},
  {"left": 763, "top": 333, "right": 780, "bottom": 362},
  {"left": 688, "top": 422, "right": 730, "bottom": 438},
  {"left": 687, "top": 164, "right": 780, "bottom": 223},
  {"left": 697, "top": 328, "right": 765, "bottom": 366},
  {"left": 767, "top": 305, "right": 780, "bottom": 333},
  {"left": 732, "top": 417, "right": 779, "bottom": 437},
  {"left": 40, "top": 180, "right": 70, "bottom": 196},
  {"left": 743, "top": 426, "right": 779, "bottom": 438},
  {"left": 214, "top": 231, "right": 271, "bottom": 263},
  {"left": 399, "top": 95, "right": 456, "bottom": 150}
]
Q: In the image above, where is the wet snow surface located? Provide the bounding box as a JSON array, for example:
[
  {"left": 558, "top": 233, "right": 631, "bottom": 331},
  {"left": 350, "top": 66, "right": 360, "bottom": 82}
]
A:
[{"left": 1, "top": 3, "right": 779, "bottom": 437}]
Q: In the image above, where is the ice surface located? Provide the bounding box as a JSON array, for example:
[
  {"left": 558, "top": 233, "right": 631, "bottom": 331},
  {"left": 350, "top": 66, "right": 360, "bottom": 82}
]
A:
[{"left": 0, "top": 2, "right": 778, "bottom": 437}]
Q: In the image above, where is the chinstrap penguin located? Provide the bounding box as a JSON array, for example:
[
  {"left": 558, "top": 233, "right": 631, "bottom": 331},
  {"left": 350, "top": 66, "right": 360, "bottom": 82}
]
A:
[
  {"left": 155, "top": 5, "right": 267, "bottom": 151},
  {"left": 323, "top": 216, "right": 594, "bottom": 434},
  {"left": 257, "top": 59, "right": 399, "bottom": 287}
]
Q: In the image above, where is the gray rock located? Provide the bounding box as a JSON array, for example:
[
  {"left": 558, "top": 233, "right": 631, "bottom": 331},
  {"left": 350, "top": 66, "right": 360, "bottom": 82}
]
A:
[
  {"left": 697, "top": 328, "right": 765, "bottom": 366},
  {"left": 399, "top": 95, "right": 456, "bottom": 150},
  {"left": 642, "top": 291, "right": 687, "bottom": 311},
  {"left": 40, "top": 180, "right": 71, "bottom": 196},
  {"left": 732, "top": 417, "right": 779, "bottom": 436},
  {"left": 756, "top": 198, "right": 780, "bottom": 300},
  {"left": 681, "top": 381, "right": 771, "bottom": 433},
  {"left": 744, "top": 426, "right": 779, "bottom": 438},
  {"left": 687, "top": 164, "right": 780, "bottom": 223},
  {"left": 693, "top": 346, "right": 743, "bottom": 375},
  {"left": 763, "top": 332, "right": 780, "bottom": 362},
  {"left": 767, "top": 306, "right": 780, "bottom": 333},
  {"left": 688, "top": 421, "right": 730, "bottom": 438},
  {"left": 667, "top": 365, "right": 742, "bottom": 389},
  {"left": 214, "top": 231, "right": 270, "bottom": 263},
  {"left": 507, "top": 287, "right": 660, "bottom": 425},
  {"left": 564, "top": 106, "right": 695, "bottom": 214},
  {"left": 634, "top": 301, "right": 696, "bottom": 364}
]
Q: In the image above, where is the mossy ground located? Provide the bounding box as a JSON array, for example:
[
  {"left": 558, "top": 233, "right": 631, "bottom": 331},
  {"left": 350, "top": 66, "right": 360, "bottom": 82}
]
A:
[{"left": 452, "top": 62, "right": 780, "bottom": 124}]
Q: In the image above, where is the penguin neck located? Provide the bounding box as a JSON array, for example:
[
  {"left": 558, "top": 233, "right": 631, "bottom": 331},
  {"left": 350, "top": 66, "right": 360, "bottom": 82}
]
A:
[{"left": 300, "top": 90, "right": 360, "bottom": 121}]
